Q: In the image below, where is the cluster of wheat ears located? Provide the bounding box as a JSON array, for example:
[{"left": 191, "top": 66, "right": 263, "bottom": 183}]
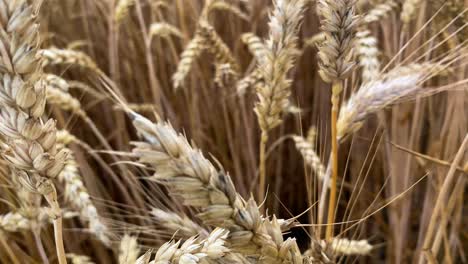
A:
[{"left": 0, "top": 0, "right": 466, "bottom": 263}]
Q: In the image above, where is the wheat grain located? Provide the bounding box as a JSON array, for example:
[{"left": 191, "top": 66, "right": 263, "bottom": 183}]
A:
[
  {"left": 119, "top": 234, "right": 139, "bottom": 264},
  {"left": 320, "top": 238, "right": 373, "bottom": 255},
  {"left": 151, "top": 208, "right": 207, "bottom": 238}
]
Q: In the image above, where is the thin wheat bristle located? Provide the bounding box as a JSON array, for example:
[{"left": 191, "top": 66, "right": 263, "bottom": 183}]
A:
[
  {"left": 151, "top": 208, "right": 207, "bottom": 238},
  {"left": 119, "top": 234, "right": 139, "bottom": 264}
]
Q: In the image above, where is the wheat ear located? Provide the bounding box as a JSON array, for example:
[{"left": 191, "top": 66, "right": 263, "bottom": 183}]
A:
[
  {"left": 363, "top": 1, "right": 398, "bottom": 24},
  {"left": 254, "top": 0, "right": 306, "bottom": 203},
  {"left": 0, "top": 212, "right": 30, "bottom": 232},
  {"left": 214, "top": 63, "right": 238, "bottom": 89},
  {"left": 149, "top": 22, "right": 184, "bottom": 41},
  {"left": 355, "top": 30, "right": 380, "bottom": 83},
  {"left": 317, "top": 0, "right": 359, "bottom": 241},
  {"left": 0, "top": 1, "right": 69, "bottom": 262},
  {"left": 131, "top": 113, "right": 303, "bottom": 261},
  {"left": 39, "top": 48, "right": 101, "bottom": 74},
  {"left": 293, "top": 135, "right": 327, "bottom": 183},
  {"left": 241, "top": 33, "right": 267, "bottom": 61},
  {"left": 172, "top": 33, "right": 206, "bottom": 89},
  {"left": 114, "top": 0, "right": 135, "bottom": 24},
  {"left": 401, "top": 0, "right": 422, "bottom": 27},
  {"left": 236, "top": 68, "right": 264, "bottom": 95},
  {"left": 66, "top": 254, "right": 95, "bottom": 264},
  {"left": 208, "top": 1, "right": 249, "bottom": 21}
]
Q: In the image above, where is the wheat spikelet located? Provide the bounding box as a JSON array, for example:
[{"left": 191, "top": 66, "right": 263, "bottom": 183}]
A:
[
  {"left": 46, "top": 86, "right": 86, "bottom": 117},
  {"left": 401, "top": 0, "right": 422, "bottom": 26},
  {"left": 137, "top": 228, "right": 229, "bottom": 263},
  {"left": 236, "top": 69, "right": 263, "bottom": 95},
  {"left": 337, "top": 63, "right": 444, "bottom": 141},
  {"left": 254, "top": 0, "right": 306, "bottom": 132},
  {"left": 39, "top": 48, "right": 101, "bottom": 74},
  {"left": 306, "top": 126, "right": 317, "bottom": 147},
  {"left": 208, "top": 1, "right": 249, "bottom": 21},
  {"left": 58, "top": 151, "right": 111, "bottom": 246},
  {"left": 293, "top": 135, "right": 326, "bottom": 183},
  {"left": 119, "top": 234, "right": 139, "bottom": 264},
  {"left": 130, "top": 113, "right": 303, "bottom": 261},
  {"left": 214, "top": 63, "right": 238, "bottom": 88},
  {"left": 151, "top": 208, "right": 207, "bottom": 238},
  {"left": 45, "top": 74, "right": 70, "bottom": 92},
  {"left": 66, "top": 254, "right": 95, "bottom": 264},
  {"left": 304, "top": 32, "right": 326, "bottom": 48},
  {"left": 355, "top": 30, "right": 380, "bottom": 83},
  {"left": 320, "top": 238, "right": 373, "bottom": 255},
  {"left": 172, "top": 34, "right": 206, "bottom": 89},
  {"left": 198, "top": 20, "right": 239, "bottom": 73},
  {"left": 115, "top": 0, "right": 135, "bottom": 23},
  {"left": 56, "top": 130, "right": 78, "bottom": 146},
  {"left": 363, "top": 1, "right": 398, "bottom": 24},
  {"left": 0, "top": 212, "right": 31, "bottom": 232},
  {"left": 241, "top": 33, "right": 266, "bottom": 61},
  {"left": 317, "top": 0, "right": 359, "bottom": 82},
  {"left": 149, "top": 22, "right": 184, "bottom": 41}
]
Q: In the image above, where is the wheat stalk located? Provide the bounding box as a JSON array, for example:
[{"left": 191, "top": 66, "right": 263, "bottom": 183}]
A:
[
  {"left": 317, "top": 0, "right": 359, "bottom": 240},
  {"left": 119, "top": 234, "right": 140, "bottom": 264},
  {"left": 254, "top": 0, "right": 306, "bottom": 203},
  {"left": 130, "top": 113, "right": 303, "bottom": 261},
  {"left": 0, "top": 1, "right": 69, "bottom": 262}
]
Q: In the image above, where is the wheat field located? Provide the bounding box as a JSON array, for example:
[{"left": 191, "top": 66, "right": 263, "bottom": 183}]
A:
[{"left": 0, "top": 0, "right": 467, "bottom": 263}]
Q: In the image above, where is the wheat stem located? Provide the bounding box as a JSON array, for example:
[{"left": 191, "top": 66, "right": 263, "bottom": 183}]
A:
[
  {"left": 326, "top": 81, "right": 342, "bottom": 241},
  {"left": 0, "top": 234, "right": 20, "bottom": 264},
  {"left": 33, "top": 229, "right": 50, "bottom": 264},
  {"left": 257, "top": 130, "right": 268, "bottom": 204}
]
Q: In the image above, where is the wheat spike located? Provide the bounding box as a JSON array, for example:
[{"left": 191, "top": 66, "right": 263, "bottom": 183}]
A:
[
  {"left": 66, "top": 254, "right": 95, "bottom": 264},
  {"left": 46, "top": 86, "right": 86, "bottom": 117},
  {"left": 320, "top": 238, "right": 373, "bottom": 255},
  {"left": 241, "top": 33, "right": 267, "bottom": 61},
  {"left": 149, "top": 22, "right": 184, "bottom": 41},
  {"left": 317, "top": 0, "right": 359, "bottom": 83},
  {"left": 151, "top": 208, "right": 208, "bottom": 238},
  {"left": 58, "top": 151, "right": 111, "bottom": 246},
  {"left": 172, "top": 34, "right": 206, "bottom": 89},
  {"left": 355, "top": 30, "right": 380, "bottom": 83},
  {"left": 293, "top": 135, "right": 327, "bottom": 183},
  {"left": 208, "top": 1, "right": 249, "bottom": 21},
  {"left": 39, "top": 48, "right": 101, "bottom": 74},
  {"left": 337, "top": 63, "right": 445, "bottom": 141},
  {"left": 254, "top": 0, "right": 306, "bottom": 132},
  {"left": 119, "top": 234, "right": 140, "bottom": 264},
  {"left": 363, "top": 1, "right": 398, "bottom": 24},
  {"left": 198, "top": 20, "right": 239, "bottom": 73},
  {"left": 45, "top": 74, "right": 70, "bottom": 92},
  {"left": 115, "top": 0, "right": 135, "bottom": 23},
  {"left": 214, "top": 63, "right": 238, "bottom": 88},
  {"left": 131, "top": 113, "right": 303, "bottom": 261}
]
